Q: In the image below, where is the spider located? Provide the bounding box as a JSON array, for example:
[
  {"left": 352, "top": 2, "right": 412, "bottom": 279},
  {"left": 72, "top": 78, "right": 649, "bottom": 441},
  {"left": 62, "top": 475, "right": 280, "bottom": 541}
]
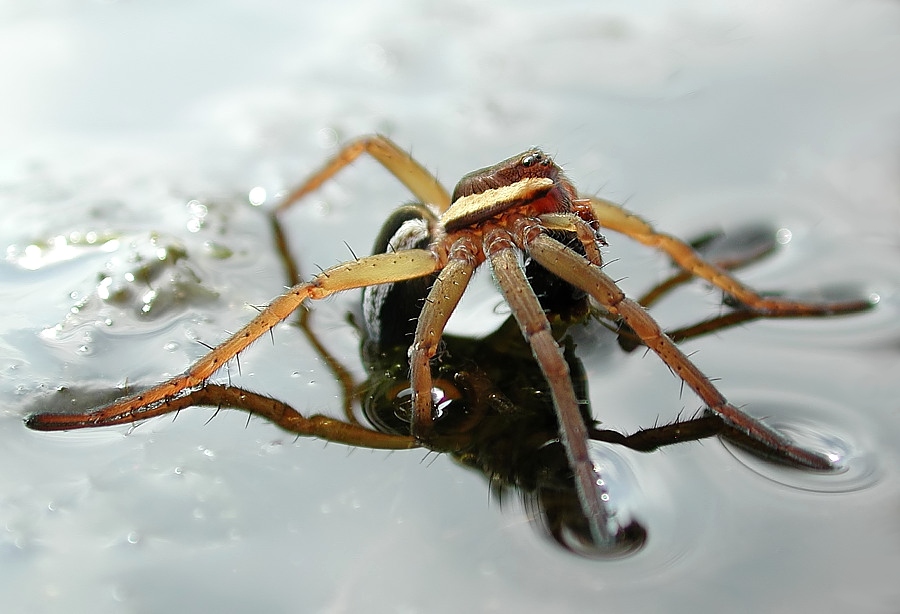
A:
[{"left": 27, "top": 135, "right": 871, "bottom": 551}]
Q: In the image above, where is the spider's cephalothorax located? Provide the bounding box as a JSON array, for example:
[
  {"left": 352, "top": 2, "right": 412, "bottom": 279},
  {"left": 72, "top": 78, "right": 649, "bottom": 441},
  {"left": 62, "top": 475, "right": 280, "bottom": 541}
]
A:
[
  {"left": 441, "top": 148, "right": 578, "bottom": 232},
  {"left": 27, "top": 135, "right": 873, "bottom": 553}
]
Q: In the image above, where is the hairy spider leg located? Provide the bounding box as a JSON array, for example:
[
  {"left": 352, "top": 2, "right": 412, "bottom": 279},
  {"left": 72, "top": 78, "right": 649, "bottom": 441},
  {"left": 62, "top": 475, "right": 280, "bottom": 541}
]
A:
[
  {"left": 27, "top": 250, "right": 441, "bottom": 431},
  {"left": 485, "top": 229, "right": 622, "bottom": 547},
  {"left": 270, "top": 136, "right": 452, "bottom": 424},
  {"left": 525, "top": 229, "right": 832, "bottom": 469},
  {"left": 409, "top": 239, "right": 477, "bottom": 435},
  {"left": 586, "top": 197, "right": 872, "bottom": 317},
  {"left": 634, "top": 227, "right": 778, "bottom": 309},
  {"left": 277, "top": 134, "right": 451, "bottom": 214}
]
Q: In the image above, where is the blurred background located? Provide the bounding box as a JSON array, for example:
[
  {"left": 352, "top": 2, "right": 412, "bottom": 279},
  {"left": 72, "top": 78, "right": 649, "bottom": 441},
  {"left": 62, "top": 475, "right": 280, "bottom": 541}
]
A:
[{"left": 2, "top": 1, "right": 900, "bottom": 612}]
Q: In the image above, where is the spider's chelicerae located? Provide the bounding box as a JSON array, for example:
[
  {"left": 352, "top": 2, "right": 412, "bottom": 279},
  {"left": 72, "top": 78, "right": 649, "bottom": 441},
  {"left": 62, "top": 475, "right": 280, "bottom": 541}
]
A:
[{"left": 28, "top": 135, "right": 871, "bottom": 550}]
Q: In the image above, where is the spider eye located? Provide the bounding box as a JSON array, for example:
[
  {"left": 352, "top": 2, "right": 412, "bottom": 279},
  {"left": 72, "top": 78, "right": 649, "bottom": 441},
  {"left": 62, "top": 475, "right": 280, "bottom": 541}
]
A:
[{"left": 521, "top": 151, "right": 543, "bottom": 167}]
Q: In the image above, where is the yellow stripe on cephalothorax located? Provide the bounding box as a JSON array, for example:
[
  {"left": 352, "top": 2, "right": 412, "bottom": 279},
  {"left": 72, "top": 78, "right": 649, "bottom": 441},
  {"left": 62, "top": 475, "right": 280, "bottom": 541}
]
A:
[{"left": 439, "top": 177, "right": 554, "bottom": 232}]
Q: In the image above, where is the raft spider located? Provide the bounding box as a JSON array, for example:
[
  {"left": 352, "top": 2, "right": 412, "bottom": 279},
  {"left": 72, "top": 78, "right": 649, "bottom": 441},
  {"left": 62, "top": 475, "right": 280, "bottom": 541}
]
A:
[{"left": 28, "top": 135, "right": 871, "bottom": 549}]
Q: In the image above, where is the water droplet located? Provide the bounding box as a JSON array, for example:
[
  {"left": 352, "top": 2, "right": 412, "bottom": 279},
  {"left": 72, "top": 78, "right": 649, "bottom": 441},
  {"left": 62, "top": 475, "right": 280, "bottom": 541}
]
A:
[
  {"left": 111, "top": 585, "right": 129, "bottom": 603},
  {"left": 775, "top": 227, "right": 792, "bottom": 244},
  {"left": 96, "top": 277, "right": 112, "bottom": 300},
  {"left": 316, "top": 127, "right": 338, "bottom": 149},
  {"left": 248, "top": 186, "right": 267, "bottom": 206},
  {"left": 360, "top": 42, "right": 395, "bottom": 76}
]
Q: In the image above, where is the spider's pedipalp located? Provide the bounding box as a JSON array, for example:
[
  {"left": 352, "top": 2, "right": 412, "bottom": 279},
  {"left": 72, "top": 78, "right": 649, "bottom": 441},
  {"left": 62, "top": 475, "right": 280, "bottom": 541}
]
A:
[{"left": 537, "top": 212, "right": 606, "bottom": 266}]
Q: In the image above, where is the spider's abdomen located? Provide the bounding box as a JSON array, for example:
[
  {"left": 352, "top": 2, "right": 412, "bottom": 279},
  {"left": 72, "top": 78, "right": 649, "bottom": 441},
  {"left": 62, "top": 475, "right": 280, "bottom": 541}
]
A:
[{"left": 362, "top": 203, "right": 437, "bottom": 353}]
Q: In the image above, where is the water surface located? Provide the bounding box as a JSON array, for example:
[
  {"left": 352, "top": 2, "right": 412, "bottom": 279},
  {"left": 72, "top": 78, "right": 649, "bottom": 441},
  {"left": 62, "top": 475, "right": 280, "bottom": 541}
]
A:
[{"left": 2, "top": 1, "right": 900, "bottom": 612}]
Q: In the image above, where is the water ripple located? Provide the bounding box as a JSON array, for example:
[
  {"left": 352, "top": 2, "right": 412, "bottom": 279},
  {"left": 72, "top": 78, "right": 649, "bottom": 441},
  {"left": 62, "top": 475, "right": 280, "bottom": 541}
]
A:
[{"left": 721, "top": 391, "right": 881, "bottom": 494}]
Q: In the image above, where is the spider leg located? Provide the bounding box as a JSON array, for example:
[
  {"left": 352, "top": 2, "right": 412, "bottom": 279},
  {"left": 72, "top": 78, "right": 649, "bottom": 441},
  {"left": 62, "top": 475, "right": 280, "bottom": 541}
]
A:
[
  {"left": 485, "top": 228, "right": 628, "bottom": 549},
  {"left": 526, "top": 232, "right": 833, "bottom": 470},
  {"left": 271, "top": 137, "right": 451, "bottom": 419},
  {"left": 537, "top": 212, "right": 605, "bottom": 265},
  {"left": 136, "top": 384, "right": 418, "bottom": 449},
  {"left": 278, "top": 134, "right": 451, "bottom": 214},
  {"left": 664, "top": 312, "right": 769, "bottom": 344},
  {"left": 590, "top": 414, "right": 725, "bottom": 451},
  {"left": 28, "top": 249, "right": 441, "bottom": 431},
  {"left": 616, "top": 297, "right": 773, "bottom": 351},
  {"left": 586, "top": 197, "right": 872, "bottom": 316},
  {"left": 268, "top": 204, "right": 362, "bottom": 423},
  {"left": 409, "top": 239, "right": 477, "bottom": 436},
  {"left": 635, "top": 226, "right": 778, "bottom": 309}
]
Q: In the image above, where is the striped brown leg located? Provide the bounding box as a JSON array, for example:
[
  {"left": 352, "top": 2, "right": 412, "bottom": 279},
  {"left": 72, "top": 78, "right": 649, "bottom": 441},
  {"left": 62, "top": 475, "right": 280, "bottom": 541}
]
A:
[
  {"left": 526, "top": 231, "right": 833, "bottom": 470},
  {"left": 486, "top": 227, "right": 631, "bottom": 548},
  {"left": 277, "top": 134, "right": 450, "bottom": 214},
  {"left": 409, "top": 239, "right": 477, "bottom": 437},
  {"left": 587, "top": 197, "right": 872, "bottom": 317},
  {"left": 28, "top": 249, "right": 441, "bottom": 431}
]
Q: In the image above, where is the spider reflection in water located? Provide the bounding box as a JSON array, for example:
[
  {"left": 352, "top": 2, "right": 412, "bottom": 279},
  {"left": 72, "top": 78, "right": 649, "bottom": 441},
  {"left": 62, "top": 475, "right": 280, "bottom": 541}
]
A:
[{"left": 27, "top": 136, "right": 872, "bottom": 555}]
